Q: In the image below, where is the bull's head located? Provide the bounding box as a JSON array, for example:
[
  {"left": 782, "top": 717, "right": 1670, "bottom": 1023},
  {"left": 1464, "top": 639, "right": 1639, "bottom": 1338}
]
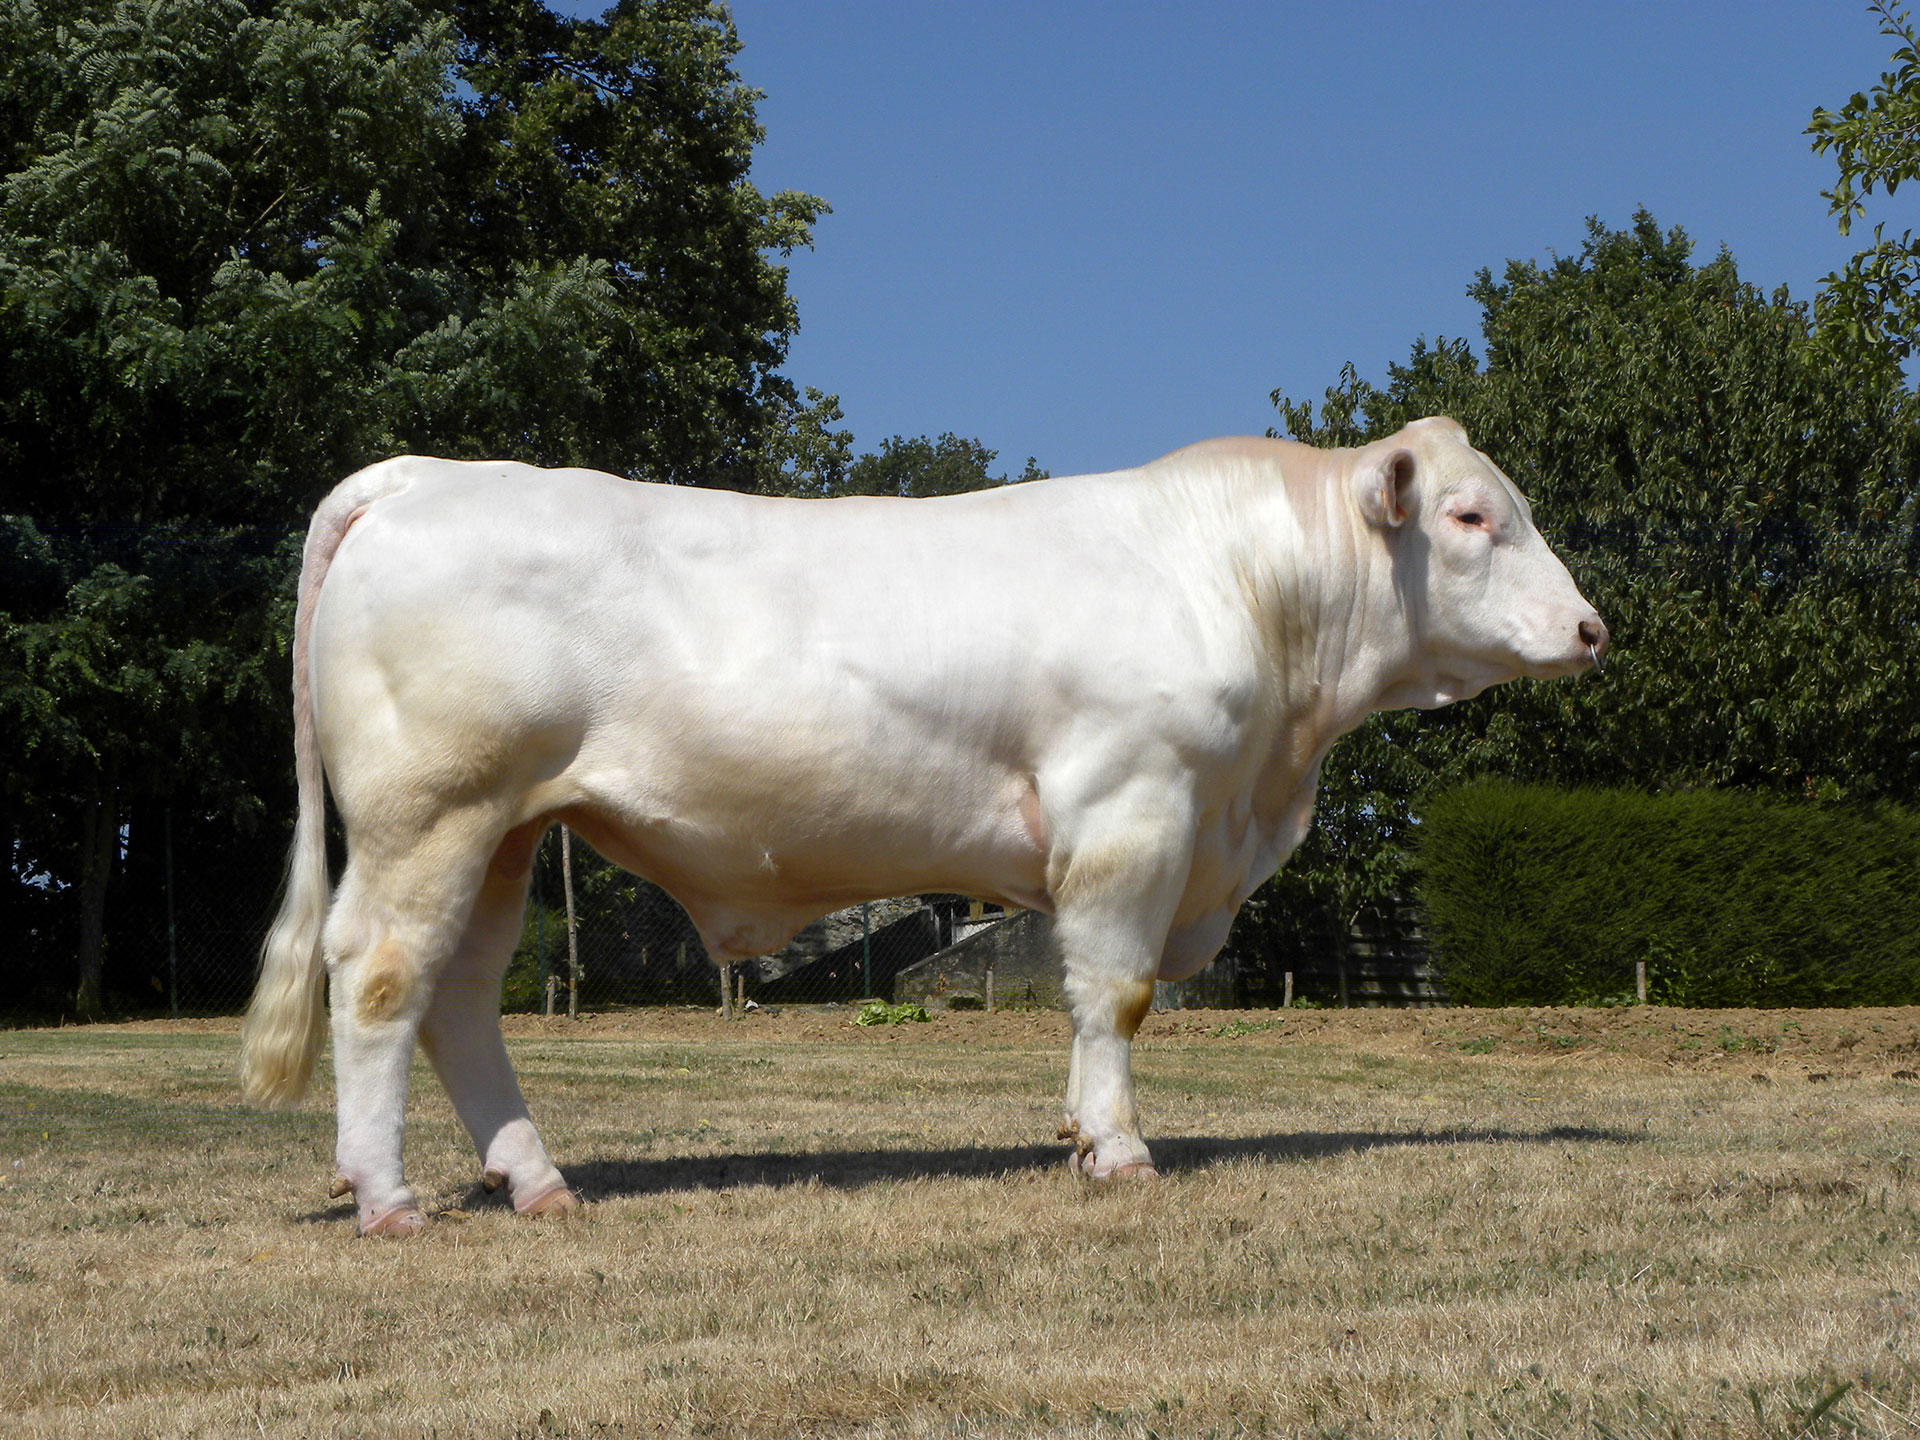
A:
[{"left": 1354, "top": 416, "right": 1607, "bottom": 708}]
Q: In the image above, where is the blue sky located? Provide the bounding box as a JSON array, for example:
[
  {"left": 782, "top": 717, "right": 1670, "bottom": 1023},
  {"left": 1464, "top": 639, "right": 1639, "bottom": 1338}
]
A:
[{"left": 560, "top": 3, "right": 1905, "bottom": 478}]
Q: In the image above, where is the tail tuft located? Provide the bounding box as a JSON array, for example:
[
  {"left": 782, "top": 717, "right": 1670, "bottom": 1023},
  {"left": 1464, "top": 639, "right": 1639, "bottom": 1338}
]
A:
[{"left": 239, "top": 861, "right": 328, "bottom": 1107}]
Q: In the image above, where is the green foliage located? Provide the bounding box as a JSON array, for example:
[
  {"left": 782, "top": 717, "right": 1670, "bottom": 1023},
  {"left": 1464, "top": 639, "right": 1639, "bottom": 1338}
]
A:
[
  {"left": 1418, "top": 783, "right": 1920, "bottom": 1008},
  {"left": 503, "top": 901, "right": 566, "bottom": 1013},
  {"left": 1207, "top": 1016, "right": 1281, "bottom": 1038},
  {"left": 777, "top": 431, "right": 1046, "bottom": 500},
  {"left": 0, "top": 0, "right": 834, "bottom": 1012},
  {"left": 853, "top": 434, "right": 988, "bottom": 498},
  {"left": 1808, "top": 3, "right": 1920, "bottom": 368},
  {"left": 852, "top": 999, "right": 929, "bottom": 1026},
  {"left": 1244, "top": 212, "right": 1920, "bottom": 970}
]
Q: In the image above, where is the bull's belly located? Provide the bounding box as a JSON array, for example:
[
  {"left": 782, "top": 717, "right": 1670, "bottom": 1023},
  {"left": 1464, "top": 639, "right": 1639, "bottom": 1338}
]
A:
[
  {"left": 548, "top": 763, "right": 1054, "bottom": 961},
  {"left": 530, "top": 718, "right": 1308, "bottom": 966}
]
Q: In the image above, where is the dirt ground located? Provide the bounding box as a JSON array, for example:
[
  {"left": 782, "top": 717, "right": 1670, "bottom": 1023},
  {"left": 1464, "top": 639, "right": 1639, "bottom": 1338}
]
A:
[{"left": 472, "top": 1001, "right": 1920, "bottom": 1077}]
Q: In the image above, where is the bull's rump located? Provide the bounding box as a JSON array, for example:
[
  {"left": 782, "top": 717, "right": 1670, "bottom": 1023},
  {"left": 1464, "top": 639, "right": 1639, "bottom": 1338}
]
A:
[{"left": 305, "top": 458, "right": 1233, "bottom": 922}]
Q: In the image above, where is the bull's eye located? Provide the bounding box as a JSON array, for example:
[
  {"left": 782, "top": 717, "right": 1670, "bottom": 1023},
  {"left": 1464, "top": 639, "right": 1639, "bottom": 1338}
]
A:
[{"left": 1455, "top": 511, "right": 1484, "bottom": 528}]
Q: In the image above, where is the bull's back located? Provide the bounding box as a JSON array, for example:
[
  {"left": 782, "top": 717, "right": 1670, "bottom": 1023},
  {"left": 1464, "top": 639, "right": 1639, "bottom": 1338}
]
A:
[
  {"left": 308, "top": 460, "right": 1199, "bottom": 857},
  {"left": 321, "top": 458, "right": 1172, "bottom": 714}
]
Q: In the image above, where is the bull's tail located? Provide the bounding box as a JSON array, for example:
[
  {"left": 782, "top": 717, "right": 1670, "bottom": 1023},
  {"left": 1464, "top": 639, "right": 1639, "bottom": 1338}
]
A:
[{"left": 240, "top": 459, "right": 416, "bottom": 1108}]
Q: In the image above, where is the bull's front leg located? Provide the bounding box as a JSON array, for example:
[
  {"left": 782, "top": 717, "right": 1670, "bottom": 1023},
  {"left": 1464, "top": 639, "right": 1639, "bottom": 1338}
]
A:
[
  {"left": 1059, "top": 969, "right": 1157, "bottom": 1177},
  {"left": 1049, "top": 803, "right": 1192, "bottom": 1181}
]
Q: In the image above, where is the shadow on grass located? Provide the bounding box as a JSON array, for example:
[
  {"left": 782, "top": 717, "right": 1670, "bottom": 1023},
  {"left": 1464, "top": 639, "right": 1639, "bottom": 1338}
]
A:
[{"left": 563, "top": 1124, "right": 1640, "bottom": 1199}]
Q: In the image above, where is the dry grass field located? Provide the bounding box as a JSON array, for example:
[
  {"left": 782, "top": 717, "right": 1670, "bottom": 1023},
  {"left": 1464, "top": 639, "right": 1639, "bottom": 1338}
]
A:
[{"left": 2, "top": 1004, "right": 1916, "bottom": 1439}]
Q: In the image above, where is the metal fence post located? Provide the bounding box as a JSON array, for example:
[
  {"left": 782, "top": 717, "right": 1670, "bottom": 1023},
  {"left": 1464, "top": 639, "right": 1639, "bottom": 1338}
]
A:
[{"left": 862, "top": 901, "right": 871, "bottom": 999}]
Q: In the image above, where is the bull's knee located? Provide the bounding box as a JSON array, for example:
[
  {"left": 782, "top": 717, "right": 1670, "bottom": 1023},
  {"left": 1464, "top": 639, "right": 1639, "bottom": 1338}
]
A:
[
  {"left": 1114, "top": 977, "right": 1153, "bottom": 1040},
  {"left": 1067, "top": 972, "right": 1154, "bottom": 1040}
]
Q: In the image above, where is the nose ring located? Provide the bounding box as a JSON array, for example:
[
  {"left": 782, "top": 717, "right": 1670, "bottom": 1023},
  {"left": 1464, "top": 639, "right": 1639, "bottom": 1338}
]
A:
[{"left": 1588, "top": 642, "right": 1603, "bottom": 674}]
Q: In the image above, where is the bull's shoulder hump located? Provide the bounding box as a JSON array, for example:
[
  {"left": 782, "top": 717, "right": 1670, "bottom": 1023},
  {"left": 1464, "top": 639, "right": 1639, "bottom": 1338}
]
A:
[
  {"left": 1144, "top": 435, "right": 1333, "bottom": 484},
  {"left": 1139, "top": 436, "right": 1339, "bottom": 515},
  {"left": 1152, "top": 435, "right": 1302, "bottom": 465}
]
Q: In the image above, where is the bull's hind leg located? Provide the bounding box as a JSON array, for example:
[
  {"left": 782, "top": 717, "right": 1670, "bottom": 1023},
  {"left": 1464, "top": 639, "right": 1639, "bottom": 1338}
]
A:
[
  {"left": 418, "top": 821, "right": 577, "bottom": 1218},
  {"left": 324, "top": 813, "right": 502, "bottom": 1236}
]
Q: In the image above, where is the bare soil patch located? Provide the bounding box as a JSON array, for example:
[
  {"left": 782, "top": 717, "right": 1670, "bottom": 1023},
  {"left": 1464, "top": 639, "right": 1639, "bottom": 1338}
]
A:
[
  {"left": 484, "top": 1000, "right": 1920, "bottom": 1077},
  {"left": 84, "top": 1000, "right": 1918, "bottom": 1072}
]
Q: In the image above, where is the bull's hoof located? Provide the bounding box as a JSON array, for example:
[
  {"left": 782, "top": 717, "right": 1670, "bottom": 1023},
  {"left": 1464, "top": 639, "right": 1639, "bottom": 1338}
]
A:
[
  {"left": 1069, "top": 1150, "right": 1159, "bottom": 1181},
  {"left": 361, "top": 1205, "right": 429, "bottom": 1238},
  {"left": 480, "top": 1168, "right": 507, "bottom": 1194},
  {"left": 328, "top": 1173, "right": 355, "bottom": 1200},
  {"left": 515, "top": 1184, "right": 582, "bottom": 1219}
]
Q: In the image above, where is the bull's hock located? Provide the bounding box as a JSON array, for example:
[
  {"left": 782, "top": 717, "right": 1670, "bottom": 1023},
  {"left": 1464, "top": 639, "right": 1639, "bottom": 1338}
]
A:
[{"left": 895, "top": 910, "right": 1063, "bottom": 1012}]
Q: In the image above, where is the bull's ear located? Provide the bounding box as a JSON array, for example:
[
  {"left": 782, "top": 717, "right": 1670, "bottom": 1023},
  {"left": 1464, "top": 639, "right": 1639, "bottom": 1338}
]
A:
[{"left": 1356, "top": 448, "right": 1415, "bottom": 528}]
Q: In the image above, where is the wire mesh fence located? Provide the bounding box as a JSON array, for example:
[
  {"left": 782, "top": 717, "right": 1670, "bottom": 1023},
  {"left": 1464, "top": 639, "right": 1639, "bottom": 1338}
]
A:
[
  {"left": 30, "top": 825, "right": 1056, "bottom": 1019},
  {"left": 501, "top": 859, "right": 1009, "bottom": 1016},
  {"left": 11, "top": 817, "right": 1440, "bottom": 1021}
]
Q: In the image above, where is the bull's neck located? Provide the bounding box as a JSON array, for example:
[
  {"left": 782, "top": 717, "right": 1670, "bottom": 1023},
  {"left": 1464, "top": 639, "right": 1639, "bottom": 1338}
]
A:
[{"left": 1231, "top": 467, "right": 1421, "bottom": 762}]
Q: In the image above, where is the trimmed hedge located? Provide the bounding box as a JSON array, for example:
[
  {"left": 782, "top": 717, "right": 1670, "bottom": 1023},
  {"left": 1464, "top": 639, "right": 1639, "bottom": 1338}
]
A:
[{"left": 1417, "top": 783, "right": 1920, "bottom": 1007}]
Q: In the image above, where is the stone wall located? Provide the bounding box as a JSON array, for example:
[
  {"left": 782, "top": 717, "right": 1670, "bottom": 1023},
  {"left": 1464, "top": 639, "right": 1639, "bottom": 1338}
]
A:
[
  {"left": 756, "top": 895, "right": 930, "bottom": 982},
  {"left": 894, "top": 910, "right": 1244, "bottom": 1012},
  {"left": 894, "top": 909, "right": 1065, "bottom": 1011}
]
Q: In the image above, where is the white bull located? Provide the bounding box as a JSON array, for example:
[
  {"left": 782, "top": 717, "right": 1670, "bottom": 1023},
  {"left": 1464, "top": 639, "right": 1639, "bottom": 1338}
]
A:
[{"left": 241, "top": 416, "right": 1606, "bottom": 1235}]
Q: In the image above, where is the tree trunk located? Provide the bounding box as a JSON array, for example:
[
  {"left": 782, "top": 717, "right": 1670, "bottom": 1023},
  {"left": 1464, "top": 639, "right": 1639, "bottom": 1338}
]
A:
[
  {"left": 1335, "top": 905, "right": 1357, "bottom": 1011},
  {"left": 74, "top": 769, "right": 120, "bottom": 1021}
]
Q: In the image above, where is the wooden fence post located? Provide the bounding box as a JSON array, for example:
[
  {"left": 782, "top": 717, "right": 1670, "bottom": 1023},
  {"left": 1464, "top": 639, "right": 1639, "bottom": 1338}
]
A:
[
  {"left": 562, "top": 824, "right": 580, "bottom": 1020},
  {"left": 541, "top": 832, "right": 555, "bottom": 1017}
]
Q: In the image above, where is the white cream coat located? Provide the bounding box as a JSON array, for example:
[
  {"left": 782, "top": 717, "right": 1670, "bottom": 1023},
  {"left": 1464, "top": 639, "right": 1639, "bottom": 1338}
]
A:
[{"left": 241, "top": 416, "right": 1605, "bottom": 1233}]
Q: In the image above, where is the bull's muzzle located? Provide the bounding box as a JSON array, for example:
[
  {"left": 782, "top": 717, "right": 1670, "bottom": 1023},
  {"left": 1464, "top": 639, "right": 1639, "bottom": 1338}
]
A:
[{"left": 1579, "top": 618, "right": 1609, "bottom": 674}]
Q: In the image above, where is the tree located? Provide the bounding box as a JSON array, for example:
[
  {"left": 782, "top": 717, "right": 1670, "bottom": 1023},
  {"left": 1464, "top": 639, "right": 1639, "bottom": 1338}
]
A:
[
  {"left": 1244, "top": 212, "right": 1920, "bottom": 979},
  {"left": 0, "top": 0, "right": 836, "bottom": 1015},
  {"left": 841, "top": 433, "right": 1046, "bottom": 498},
  {"left": 772, "top": 430, "right": 1045, "bottom": 500},
  {"left": 1808, "top": 1, "right": 1920, "bottom": 368}
]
